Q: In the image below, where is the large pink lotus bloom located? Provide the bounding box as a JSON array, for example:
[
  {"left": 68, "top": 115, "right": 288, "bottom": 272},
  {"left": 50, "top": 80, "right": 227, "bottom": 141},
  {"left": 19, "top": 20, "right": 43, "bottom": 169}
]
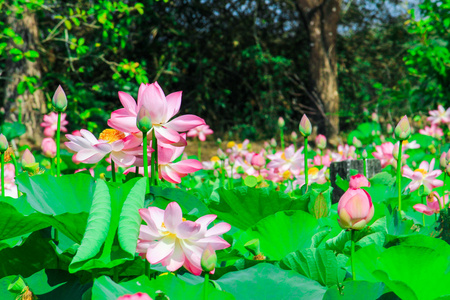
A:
[
  {"left": 419, "top": 124, "right": 444, "bottom": 139},
  {"left": 402, "top": 158, "right": 443, "bottom": 192},
  {"left": 187, "top": 125, "right": 213, "bottom": 142},
  {"left": 427, "top": 105, "right": 450, "bottom": 125},
  {"left": 117, "top": 293, "right": 153, "bottom": 300},
  {"left": 337, "top": 188, "right": 374, "bottom": 230},
  {"left": 108, "top": 82, "right": 205, "bottom": 145},
  {"left": 413, "top": 192, "right": 450, "bottom": 216},
  {"left": 65, "top": 129, "right": 144, "bottom": 167},
  {"left": 267, "top": 145, "right": 304, "bottom": 175},
  {"left": 158, "top": 142, "right": 202, "bottom": 183},
  {"left": 137, "top": 202, "right": 231, "bottom": 276},
  {"left": 40, "top": 112, "right": 68, "bottom": 137},
  {"left": 41, "top": 137, "right": 57, "bottom": 158}
]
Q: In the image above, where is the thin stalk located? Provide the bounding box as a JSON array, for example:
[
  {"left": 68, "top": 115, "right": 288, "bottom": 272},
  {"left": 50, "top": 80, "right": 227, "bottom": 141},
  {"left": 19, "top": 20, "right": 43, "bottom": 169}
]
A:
[
  {"left": 363, "top": 157, "right": 367, "bottom": 177},
  {"left": 11, "top": 153, "right": 19, "bottom": 177},
  {"left": 422, "top": 195, "right": 426, "bottom": 226},
  {"left": 50, "top": 157, "right": 55, "bottom": 176},
  {"left": 350, "top": 230, "right": 356, "bottom": 280},
  {"left": 18, "top": 99, "right": 22, "bottom": 124},
  {"left": 280, "top": 128, "right": 285, "bottom": 152},
  {"left": 150, "top": 133, "right": 155, "bottom": 186},
  {"left": 1, "top": 153, "right": 4, "bottom": 197},
  {"left": 144, "top": 260, "right": 150, "bottom": 277},
  {"left": 203, "top": 273, "right": 210, "bottom": 300},
  {"left": 198, "top": 140, "right": 202, "bottom": 161},
  {"left": 396, "top": 141, "right": 403, "bottom": 212},
  {"left": 220, "top": 160, "right": 225, "bottom": 187},
  {"left": 56, "top": 112, "right": 62, "bottom": 177},
  {"left": 441, "top": 172, "right": 446, "bottom": 211},
  {"left": 111, "top": 160, "right": 116, "bottom": 182},
  {"left": 304, "top": 138, "right": 309, "bottom": 189},
  {"left": 113, "top": 267, "right": 119, "bottom": 283},
  {"left": 143, "top": 133, "right": 149, "bottom": 193},
  {"left": 135, "top": 166, "right": 139, "bottom": 176}
]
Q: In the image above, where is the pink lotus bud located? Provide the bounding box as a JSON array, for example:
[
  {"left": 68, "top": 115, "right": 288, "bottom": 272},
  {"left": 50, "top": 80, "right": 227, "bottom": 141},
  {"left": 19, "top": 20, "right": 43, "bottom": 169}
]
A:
[
  {"left": 315, "top": 134, "right": 327, "bottom": 149},
  {"left": 264, "top": 141, "right": 270, "bottom": 149},
  {"left": 251, "top": 153, "right": 266, "bottom": 168},
  {"left": 349, "top": 174, "right": 370, "bottom": 189},
  {"left": 291, "top": 131, "right": 298, "bottom": 141},
  {"left": 387, "top": 124, "right": 393, "bottom": 134},
  {"left": 0, "top": 134, "right": 8, "bottom": 152},
  {"left": 371, "top": 112, "right": 379, "bottom": 122},
  {"left": 21, "top": 148, "right": 39, "bottom": 173},
  {"left": 362, "top": 149, "right": 368, "bottom": 159},
  {"left": 440, "top": 152, "right": 448, "bottom": 170},
  {"left": 278, "top": 117, "right": 285, "bottom": 128},
  {"left": 394, "top": 116, "right": 411, "bottom": 141},
  {"left": 337, "top": 188, "right": 374, "bottom": 230},
  {"left": 270, "top": 138, "right": 277, "bottom": 147},
  {"left": 229, "top": 155, "right": 236, "bottom": 166},
  {"left": 117, "top": 293, "right": 153, "bottom": 300},
  {"left": 52, "top": 85, "right": 68, "bottom": 112},
  {"left": 352, "top": 136, "right": 362, "bottom": 148},
  {"left": 201, "top": 245, "right": 217, "bottom": 273},
  {"left": 136, "top": 106, "right": 152, "bottom": 133},
  {"left": 446, "top": 151, "right": 450, "bottom": 162},
  {"left": 217, "top": 148, "right": 227, "bottom": 160},
  {"left": 41, "top": 138, "right": 57, "bottom": 158},
  {"left": 299, "top": 114, "right": 312, "bottom": 137}
]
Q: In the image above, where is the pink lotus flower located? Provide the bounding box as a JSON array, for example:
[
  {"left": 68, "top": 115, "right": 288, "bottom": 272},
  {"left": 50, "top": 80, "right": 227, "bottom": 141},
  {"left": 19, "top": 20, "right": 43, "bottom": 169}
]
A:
[
  {"left": 0, "top": 163, "right": 17, "bottom": 197},
  {"left": 137, "top": 202, "right": 231, "bottom": 275},
  {"left": 313, "top": 154, "right": 331, "bottom": 167},
  {"left": 402, "top": 158, "right": 443, "bottom": 192},
  {"left": 40, "top": 112, "right": 68, "bottom": 137},
  {"left": 117, "top": 293, "right": 153, "bottom": 300},
  {"left": 65, "top": 129, "right": 144, "bottom": 167},
  {"left": 331, "top": 144, "right": 356, "bottom": 162},
  {"left": 337, "top": 188, "right": 374, "bottom": 230},
  {"left": 267, "top": 145, "right": 304, "bottom": 175},
  {"left": 413, "top": 192, "right": 449, "bottom": 215},
  {"left": 372, "top": 142, "right": 396, "bottom": 168},
  {"left": 349, "top": 174, "right": 370, "bottom": 189},
  {"left": 41, "top": 138, "right": 57, "bottom": 158},
  {"left": 427, "top": 105, "right": 450, "bottom": 125},
  {"left": 315, "top": 134, "right": 327, "bottom": 149},
  {"left": 187, "top": 125, "right": 214, "bottom": 142},
  {"left": 158, "top": 142, "right": 202, "bottom": 183},
  {"left": 293, "top": 166, "right": 327, "bottom": 189},
  {"left": 250, "top": 153, "right": 266, "bottom": 168},
  {"left": 108, "top": 82, "right": 205, "bottom": 145},
  {"left": 226, "top": 140, "right": 250, "bottom": 158},
  {"left": 419, "top": 124, "right": 444, "bottom": 139}
]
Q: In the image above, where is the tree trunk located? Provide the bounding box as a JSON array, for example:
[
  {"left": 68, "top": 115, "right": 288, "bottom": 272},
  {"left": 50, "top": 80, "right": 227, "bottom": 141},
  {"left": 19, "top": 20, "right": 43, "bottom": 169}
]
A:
[
  {"left": 3, "top": 7, "right": 45, "bottom": 145},
  {"left": 297, "top": 0, "right": 341, "bottom": 145}
]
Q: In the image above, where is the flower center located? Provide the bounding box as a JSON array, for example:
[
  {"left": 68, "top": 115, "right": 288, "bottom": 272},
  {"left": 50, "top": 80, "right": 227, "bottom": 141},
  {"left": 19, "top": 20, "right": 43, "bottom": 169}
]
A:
[
  {"left": 308, "top": 167, "right": 319, "bottom": 176},
  {"left": 414, "top": 168, "right": 427, "bottom": 175},
  {"left": 281, "top": 153, "right": 286, "bottom": 160},
  {"left": 282, "top": 170, "right": 291, "bottom": 180},
  {"left": 99, "top": 129, "right": 125, "bottom": 143},
  {"left": 227, "top": 141, "right": 236, "bottom": 148},
  {"left": 211, "top": 156, "right": 220, "bottom": 162}
]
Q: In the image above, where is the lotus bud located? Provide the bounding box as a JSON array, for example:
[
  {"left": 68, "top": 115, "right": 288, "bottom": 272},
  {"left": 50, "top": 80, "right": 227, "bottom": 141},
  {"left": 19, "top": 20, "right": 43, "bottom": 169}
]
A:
[
  {"left": 201, "top": 245, "right": 217, "bottom": 273},
  {"left": 136, "top": 106, "right": 152, "bottom": 133},
  {"left": 0, "top": 134, "right": 8, "bottom": 152},
  {"left": 337, "top": 188, "right": 374, "bottom": 230},
  {"left": 394, "top": 116, "right": 411, "bottom": 141},
  {"left": 244, "top": 239, "right": 261, "bottom": 256},
  {"left": 440, "top": 152, "right": 448, "bottom": 170},
  {"left": 291, "top": 131, "right": 298, "bottom": 141},
  {"left": 117, "top": 292, "right": 153, "bottom": 300},
  {"left": 371, "top": 112, "right": 379, "bottom": 122},
  {"left": 362, "top": 149, "right": 368, "bottom": 159},
  {"left": 315, "top": 134, "right": 327, "bottom": 149},
  {"left": 217, "top": 148, "right": 227, "bottom": 160},
  {"left": 229, "top": 155, "right": 235, "bottom": 166},
  {"left": 349, "top": 174, "right": 370, "bottom": 189},
  {"left": 393, "top": 142, "right": 400, "bottom": 160},
  {"left": 386, "top": 124, "right": 393, "bottom": 134},
  {"left": 216, "top": 138, "right": 222, "bottom": 146},
  {"left": 52, "top": 85, "right": 68, "bottom": 112},
  {"left": 352, "top": 136, "right": 362, "bottom": 148},
  {"left": 278, "top": 117, "right": 285, "bottom": 128},
  {"left": 270, "top": 138, "right": 277, "bottom": 148},
  {"left": 251, "top": 153, "right": 265, "bottom": 168},
  {"left": 41, "top": 138, "right": 57, "bottom": 158},
  {"left": 299, "top": 114, "right": 312, "bottom": 137},
  {"left": 264, "top": 141, "right": 270, "bottom": 150},
  {"left": 21, "top": 149, "right": 39, "bottom": 173},
  {"left": 363, "top": 108, "right": 369, "bottom": 116}
]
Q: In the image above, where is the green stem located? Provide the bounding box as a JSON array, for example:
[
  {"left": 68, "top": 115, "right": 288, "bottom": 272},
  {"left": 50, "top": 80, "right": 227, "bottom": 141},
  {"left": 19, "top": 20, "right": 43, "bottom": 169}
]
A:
[
  {"left": 198, "top": 140, "right": 202, "bottom": 161},
  {"left": 304, "top": 138, "right": 309, "bottom": 189},
  {"left": 18, "top": 99, "right": 22, "bottom": 124},
  {"left": 111, "top": 160, "right": 116, "bottom": 182},
  {"left": 1, "top": 153, "right": 4, "bottom": 197},
  {"left": 50, "top": 156, "right": 55, "bottom": 176},
  {"left": 11, "top": 153, "right": 19, "bottom": 177},
  {"left": 203, "top": 273, "right": 210, "bottom": 300},
  {"left": 280, "top": 128, "right": 285, "bottom": 152},
  {"left": 143, "top": 133, "right": 149, "bottom": 193},
  {"left": 56, "top": 112, "right": 62, "bottom": 177},
  {"left": 220, "top": 160, "right": 225, "bottom": 187},
  {"left": 113, "top": 267, "right": 119, "bottom": 283},
  {"left": 350, "top": 230, "right": 356, "bottom": 280},
  {"left": 144, "top": 259, "right": 150, "bottom": 278},
  {"left": 441, "top": 172, "right": 446, "bottom": 211},
  {"left": 397, "top": 141, "right": 403, "bottom": 212},
  {"left": 135, "top": 166, "right": 139, "bottom": 176},
  {"left": 363, "top": 158, "right": 367, "bottom": 177}
]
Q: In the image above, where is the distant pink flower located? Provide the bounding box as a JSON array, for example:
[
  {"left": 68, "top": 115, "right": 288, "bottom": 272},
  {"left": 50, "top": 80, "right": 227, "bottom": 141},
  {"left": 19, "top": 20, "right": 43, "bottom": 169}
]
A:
[
  {"left": 137, "top": 202, "right": 231, "bottom": 275},
  {"left": 1, "top": 163, "right": 16, "bottom": 191},
  {"left": 187, "top": 125, "right": 213, "bottom": 142},
  {"left": 403, "top": 158, "right": 443, "bottom": 192},
  {"left": 313, "top": 154, "right": 331, "bottom": 167},
  {"left": 41, "top": 138, "right": 57, "bottom": 158},
  {"left": 65, "top": 129, "right": 143, "bottom": 167},
  {"left": 413, "top": 192, "right": 449, "bottom": 215},
  {"left": 427, "top": 105, "right": 450, "bottom": 125},
  {"left": 267, "top": 145, "right": 304, "bottom": 175},
  {"left": 419, "top": 125, "right": 444, "bottom": 139},
  {"left": 40, "top": 112, "right": 68, "bottom": 137},
  {"left": 117, "top": 293, "right": 153, "bottom": 300},
  {"left": 74, "top": 168, "right": 95, "bottom": 177},
  {"left": 158, "top": 142, "right": 202, "bottom": 183},
  {"left": 293, "top": 166, "right": 327, "bottom": 188},
  {"left": 372, "top": 142, "right": 395, "bottom": 168},
  {"left": 332, "top": 144, "right": 356, "bottom": 162},
  {"left": 108, "top": 82, "right": 205, "bottom": 145},
  {"left": 226, "top": 140, "right": 250, "bottom": 158}
]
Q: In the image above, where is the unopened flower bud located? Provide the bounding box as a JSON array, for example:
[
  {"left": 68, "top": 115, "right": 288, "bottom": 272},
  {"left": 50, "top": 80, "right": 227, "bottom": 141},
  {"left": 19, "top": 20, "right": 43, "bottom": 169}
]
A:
[
  {"left": 278, "top": 117, "right": 285, "bottom": 128},
  {"left": 270, "top": 138, "right": 277, "bottom": 148},
  {"left": 136, "top": 106, "right": 152, "bottom": 133},
  {"left": 201, "top": 245, "right": 217, "bottom": 273},
  {"left": 315, "top": 134, "right": 327, "bottom": 149},
  {"left": 244, "top": 239, "right": 261, "bottom": 256},
  {"left": 387, "top": 124, "right": 393, "bottom": 134},
  {"left": 21, "top": 149, "right": 39, "bottom": 172},
  {"left": 216, "top": 138, "right": 222, "bottom": 146},
  {"left": 299, "top": 114, "right": 312, "bottom": 137},
  {"left": 440, "top": 152, "right": 448, "bottom": 170},
  {"left": 291, "top": 131, "right": 298, "bottom": 141},
  {"left": 352, "top": 136, "right": 362, "bottom": 148},
  {"left": 362, "top": 149, "right": 368, "bottom": 159},
  {"left": 217, "top": 148, "right": 227, "bottom": 160},
  {"left": 371, "top": 112, "right": 379, "bottom": 122},
  {"left": 52, "top": 85, "right": 68, "bottom": 112},
  {"left": 0, "top": 134, "right": 8, "bottom": 152},
  {"left": 394, "top": 116, "right": 411, "bottom": 141}
]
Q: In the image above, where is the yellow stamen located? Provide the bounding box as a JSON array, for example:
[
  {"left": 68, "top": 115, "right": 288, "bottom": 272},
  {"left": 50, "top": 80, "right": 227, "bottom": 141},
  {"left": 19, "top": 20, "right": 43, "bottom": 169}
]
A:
[
  {"left": 414, "top": 168, "right": 427, "bottom": 175},
  {"left": 3, "top": 147, "right": 13, "bottom": 163},
  {"left": 211, "top": 156, "right": 220, "bottom": 162},
  {"left": 402, "top": 140, "right": 409, "bottom": 146},
  {"left": 227, "top": 141, "right": 236, "bottom": 148},
  {"left": 281, "top": 153, "right": 286, "bottom": 160},
  {"left": 308, "top": 167, "right": 319, "bottom": 176},
  {"left": 99, "top": 129, "right": 125, "bottom": 143},
  {"left": 237, "top": 143, "right": 243, "bottom": 149},
  {"left": 282, "top": 170, "right": 291, "bottom": 180}
]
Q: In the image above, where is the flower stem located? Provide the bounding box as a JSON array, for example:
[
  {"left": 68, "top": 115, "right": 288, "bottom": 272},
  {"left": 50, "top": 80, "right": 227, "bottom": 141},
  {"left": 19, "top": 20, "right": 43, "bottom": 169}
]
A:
[
  {"left": 144, "top": 259, "right": 150, "bottom": 278},
  {"left": 56, "top": 112, "right": 62, "bottom": 177},
  {"left": 220, "top": 160, "right": 225, "bottom": 187},
  {"left": 441, "top": 172, "right": 446, "bottom": 211},
  {"left": 363, "top": 157, "right": 367, "bottom": 177},
  {"left": 304, "top": 138, "right": 309, "bottom": 190},
  {"left": 143, "top": 133, "right": 149, "bottom": 193},
  {"left": 111, "top": 160, "right": 116, "bottom": 182},
  {"left": 350, "top": 230, "right": 356, "bottom": 280},
  {"left": 396, "top": 141, "right": 403, "bottom": 212},
  {"left": 198, "top": 140, "right": 202, "bottom": 161},
  {"left": 1, "top": 152, "right": 5, "bottom": 197},
  {"left": 203, "top": 273, "right": 210, "bottom": 300},
  {"left": 113, "top": 267, "right": 119, "bottom": 283},
  {"left": 280, "top": 128, "right": 285, "bottom": 152}
]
